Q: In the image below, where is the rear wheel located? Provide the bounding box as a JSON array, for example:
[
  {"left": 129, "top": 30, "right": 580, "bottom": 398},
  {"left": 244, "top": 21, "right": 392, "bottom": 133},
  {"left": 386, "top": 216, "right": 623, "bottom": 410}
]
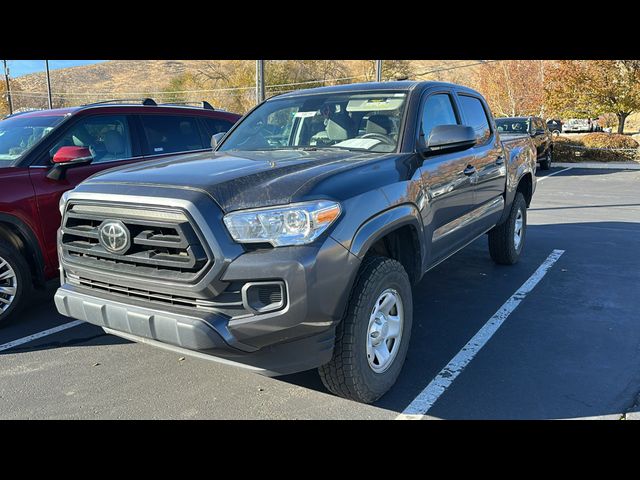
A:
[
  {"left": 539, "top": 149, "right": 552, "bottom": 170},
  {"left": 319, "top": 256, "right": 413, "bottom": 403},
  {"left": 488, "top": 192, "right": 527, "bottom": 265},
  {"left": 0, "top": 241, "right": 32, "bottom": 327}
]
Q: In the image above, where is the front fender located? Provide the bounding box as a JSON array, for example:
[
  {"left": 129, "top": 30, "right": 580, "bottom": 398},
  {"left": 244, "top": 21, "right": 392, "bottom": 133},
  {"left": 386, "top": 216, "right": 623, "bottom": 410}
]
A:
[{"left": 346, "top": 203, "right": 425, "bottom": 262}]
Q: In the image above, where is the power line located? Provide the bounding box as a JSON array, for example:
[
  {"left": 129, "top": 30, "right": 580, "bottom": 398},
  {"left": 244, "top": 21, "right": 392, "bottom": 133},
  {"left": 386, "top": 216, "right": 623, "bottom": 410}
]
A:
[{"left": 413, "top": 60, "right": 501, "bottom": 78}]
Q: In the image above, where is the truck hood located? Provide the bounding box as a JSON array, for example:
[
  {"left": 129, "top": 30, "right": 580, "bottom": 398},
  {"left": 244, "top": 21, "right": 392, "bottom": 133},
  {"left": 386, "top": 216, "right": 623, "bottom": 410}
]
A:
[{"left": 82, "top": 149, "right": 384, "bottom": 212}]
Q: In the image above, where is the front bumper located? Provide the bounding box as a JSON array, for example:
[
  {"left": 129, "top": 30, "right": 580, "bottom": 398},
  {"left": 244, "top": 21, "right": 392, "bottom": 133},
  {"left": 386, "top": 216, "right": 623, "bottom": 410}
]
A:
[
  {"left": 54, "top": 286, "right": 338, "bottom": 375},
  {"left": 56, "top": 188, "right": 363, "bottom": 375}
]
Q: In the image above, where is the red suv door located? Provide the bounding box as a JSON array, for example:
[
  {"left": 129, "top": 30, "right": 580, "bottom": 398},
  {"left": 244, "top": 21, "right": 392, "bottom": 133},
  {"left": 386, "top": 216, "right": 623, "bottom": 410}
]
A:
[{"left": 28, "top": 113, "right": 141, "bottom": 277}]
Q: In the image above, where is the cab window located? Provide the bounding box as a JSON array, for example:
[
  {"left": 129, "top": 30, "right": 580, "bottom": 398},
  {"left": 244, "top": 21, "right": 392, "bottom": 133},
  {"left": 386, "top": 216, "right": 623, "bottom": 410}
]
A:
[
  {"left": 420, "top": 93, "right": 459, "bottom": 143},
  {"left": 458, "top": 95, "right": 491, "bottom": 145}
]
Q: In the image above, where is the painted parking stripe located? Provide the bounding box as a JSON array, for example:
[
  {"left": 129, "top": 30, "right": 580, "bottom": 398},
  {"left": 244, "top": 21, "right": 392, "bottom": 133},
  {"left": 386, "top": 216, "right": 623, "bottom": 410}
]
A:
[
  {"left": 0, "top": 320, "right": 84, "bottom": 353},
  {"left": 397, "top": 249, "right": 565, "bottom": 419},
  {"left": 537, "top": 167, "right": 572, "bottom": 182}
]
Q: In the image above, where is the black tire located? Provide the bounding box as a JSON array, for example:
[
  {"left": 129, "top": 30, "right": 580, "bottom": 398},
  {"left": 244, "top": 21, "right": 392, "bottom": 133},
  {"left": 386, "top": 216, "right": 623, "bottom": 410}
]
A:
[
  {"left": 319, "top": 256, "right": 413, "bottom": 403},
  {"left": 0, "top": 241, "right": 32, "bottom": 327},
  {"left": 488, "top": 192, "right": 527, "bottom": 265},
  {"left": 539, "top": 149, "right": 552, "bottom": 170}
]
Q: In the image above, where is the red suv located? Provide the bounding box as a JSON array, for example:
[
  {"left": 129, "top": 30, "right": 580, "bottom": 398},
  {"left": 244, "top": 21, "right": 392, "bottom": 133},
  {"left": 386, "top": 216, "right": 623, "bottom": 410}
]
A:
[{"left": 0, "top": 99, "right": 241, "bottom": 325}]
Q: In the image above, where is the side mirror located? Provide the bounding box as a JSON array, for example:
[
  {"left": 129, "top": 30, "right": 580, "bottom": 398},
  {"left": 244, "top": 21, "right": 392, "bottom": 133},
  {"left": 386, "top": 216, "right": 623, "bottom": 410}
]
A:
[
  {"left": 211, "top": 132, "right": 226, "bottom": 150},
  {"left": 47, "top": 146, "right": 93, "bottom": 181},
  {"left": 423, "top": 125, "right": 476, "bottom": 155}
]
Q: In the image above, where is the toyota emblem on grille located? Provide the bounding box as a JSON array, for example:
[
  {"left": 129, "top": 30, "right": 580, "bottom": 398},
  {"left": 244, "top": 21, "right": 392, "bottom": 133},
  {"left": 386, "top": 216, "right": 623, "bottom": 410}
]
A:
[{"left": 98, "top": 220, "right": 131, "bottom": 254}]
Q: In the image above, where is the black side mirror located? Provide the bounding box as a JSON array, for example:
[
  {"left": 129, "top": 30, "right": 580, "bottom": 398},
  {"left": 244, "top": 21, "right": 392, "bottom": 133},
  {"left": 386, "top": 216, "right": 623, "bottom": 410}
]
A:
[
  {"left": 47, "top": 146, "right": 93, "bottom": 180},
  {"left": 422, "top": 125, "right": 476, "bottom": 156},
  {"left": 211, "top": 132, "right": 226, "bottom": 150}
]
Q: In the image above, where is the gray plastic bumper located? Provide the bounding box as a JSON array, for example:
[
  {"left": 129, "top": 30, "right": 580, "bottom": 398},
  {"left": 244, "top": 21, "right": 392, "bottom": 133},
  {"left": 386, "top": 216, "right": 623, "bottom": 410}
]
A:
[{"left": 54, "top": 286, "right": 231, "bottom": 351}]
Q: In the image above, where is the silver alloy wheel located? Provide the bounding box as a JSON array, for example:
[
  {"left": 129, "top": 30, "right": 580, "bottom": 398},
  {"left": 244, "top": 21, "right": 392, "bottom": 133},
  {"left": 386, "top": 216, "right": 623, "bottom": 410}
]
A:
[
  {"left": 366, "top": 288, "right": 404, "bottom": 373},
  {"left": 514, "top": 208, "right": 524, "bottom": 251},
  {"left": 0, "top": 257, "right": 17, "bottom": 313}
]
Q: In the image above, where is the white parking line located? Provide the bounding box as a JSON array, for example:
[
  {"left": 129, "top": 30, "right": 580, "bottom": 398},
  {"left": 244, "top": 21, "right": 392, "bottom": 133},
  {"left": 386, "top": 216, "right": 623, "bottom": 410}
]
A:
[
  {"left": 537, "top": 167, "right": 572, "bottom": 182},
  {"left": 397, "top": 249, "right": 565, "bottom": 420},
  {"left": 0, "top": 320, "right": 84, "bottom": 353}
]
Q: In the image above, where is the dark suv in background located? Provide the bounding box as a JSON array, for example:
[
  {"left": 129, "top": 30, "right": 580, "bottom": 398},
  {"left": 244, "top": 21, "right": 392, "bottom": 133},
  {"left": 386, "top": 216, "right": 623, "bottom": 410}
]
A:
[
  {"left": 0, "top": 99, "right": 241, "bottom": 325},
  {"left": 495, "top": 116, "right": 553, "bottom": 170}
]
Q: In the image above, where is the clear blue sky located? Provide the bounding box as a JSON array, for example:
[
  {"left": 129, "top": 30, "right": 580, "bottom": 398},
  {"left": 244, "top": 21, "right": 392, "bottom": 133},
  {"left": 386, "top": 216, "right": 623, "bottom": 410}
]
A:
[{"left": 4, "top": 60, "right": 106, "bottom": 77}]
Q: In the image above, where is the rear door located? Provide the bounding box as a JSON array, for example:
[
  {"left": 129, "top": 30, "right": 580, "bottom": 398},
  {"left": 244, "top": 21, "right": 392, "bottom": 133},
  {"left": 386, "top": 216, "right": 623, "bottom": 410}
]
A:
[
  {"left": 417, "top": 91, "right": 478, "bottom": 266},
  {"left": 28, "top": 113, "right": 141, "bottom": 270},
  {"left": 456, "top": 93, "right": 506, "bottom": 234}
]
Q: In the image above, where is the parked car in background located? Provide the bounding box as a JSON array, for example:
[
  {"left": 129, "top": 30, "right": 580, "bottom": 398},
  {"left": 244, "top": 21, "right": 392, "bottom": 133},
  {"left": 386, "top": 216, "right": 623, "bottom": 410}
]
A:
[
  {"left": 0, "top": 99, "right": 241, "bottom": 326},
  {"left": 495, "top": 116, "right": 553, "bottom": 170},
  {"left": 562, "top": 118, "right": 591, "bottom": 133},
  {"left": 546, "top": 119, "right": 562, "bottom": 136},
  {"left": 55, "top": 81, "right": 537, "bottom": 403}
]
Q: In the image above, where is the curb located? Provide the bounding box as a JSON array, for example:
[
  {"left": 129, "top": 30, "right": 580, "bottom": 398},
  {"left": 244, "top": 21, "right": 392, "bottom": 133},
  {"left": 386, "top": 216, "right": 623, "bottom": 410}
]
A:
[{"left": 554, "top": 162, "right": 640, "bottom": 170}]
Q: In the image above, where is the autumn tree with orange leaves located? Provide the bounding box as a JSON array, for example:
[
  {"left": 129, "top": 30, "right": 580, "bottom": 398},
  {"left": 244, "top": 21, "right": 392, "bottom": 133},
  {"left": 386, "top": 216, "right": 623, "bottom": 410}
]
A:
[
  {"left": 545, "top": 60, "right": 640, "bottom": 134},
  {"left": 475, "top": 60, "right": 547, "bottom": 118}
]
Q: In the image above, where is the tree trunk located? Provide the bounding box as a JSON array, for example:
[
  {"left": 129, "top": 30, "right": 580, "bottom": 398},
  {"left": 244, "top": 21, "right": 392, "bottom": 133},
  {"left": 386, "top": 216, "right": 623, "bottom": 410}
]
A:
[{"left": 617, "top": 113, "right": 628, "bottom": 134}]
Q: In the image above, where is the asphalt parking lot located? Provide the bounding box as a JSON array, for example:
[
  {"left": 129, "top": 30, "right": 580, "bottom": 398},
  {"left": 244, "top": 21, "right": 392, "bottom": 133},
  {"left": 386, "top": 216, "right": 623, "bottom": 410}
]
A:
[{"left": 1, "top": 166, "right": 640, "bottom": 419}]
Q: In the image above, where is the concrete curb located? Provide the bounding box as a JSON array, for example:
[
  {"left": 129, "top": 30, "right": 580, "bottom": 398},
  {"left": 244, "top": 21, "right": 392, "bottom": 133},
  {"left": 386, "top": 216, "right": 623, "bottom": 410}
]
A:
[{"left": 554, "top": 162, "right": 640, "bottom": 170}]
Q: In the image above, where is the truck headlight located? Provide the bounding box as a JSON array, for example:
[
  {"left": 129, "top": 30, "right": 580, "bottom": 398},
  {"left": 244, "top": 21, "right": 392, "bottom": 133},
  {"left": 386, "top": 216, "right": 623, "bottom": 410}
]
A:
[
  {"left": 223, "top": 201, "right": 341, "bottom": 246},
  {"left": 59, "top": 191, "right": 71, "bottom": 215}
]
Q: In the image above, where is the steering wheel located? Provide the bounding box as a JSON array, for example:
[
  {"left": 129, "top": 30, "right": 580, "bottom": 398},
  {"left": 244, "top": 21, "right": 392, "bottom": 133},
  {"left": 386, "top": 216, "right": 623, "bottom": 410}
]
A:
[{"left": 359, "top": 133, "right": 395, "bottom": 145}]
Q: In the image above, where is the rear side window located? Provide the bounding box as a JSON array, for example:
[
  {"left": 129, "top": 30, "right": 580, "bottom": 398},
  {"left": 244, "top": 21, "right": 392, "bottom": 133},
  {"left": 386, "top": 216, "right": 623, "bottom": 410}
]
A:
[
  {"left": 140, "top": 115, "right": 207, "bottom": 155},
  {"left": 202, "top": 118, "right": 235, "bottom": 136},
  {"left": 420, "top": 94, "right": 459, "bottom": 141},
  {"left": 458, "top": 95, "right": 491, "bottom": 145}
]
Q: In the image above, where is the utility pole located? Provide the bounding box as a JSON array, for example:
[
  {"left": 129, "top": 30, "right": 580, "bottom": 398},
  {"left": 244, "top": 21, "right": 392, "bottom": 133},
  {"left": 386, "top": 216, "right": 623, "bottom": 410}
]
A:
[
  {"left": 3, "top": 60, "right": 13, "bottom": 115},
  {"left": 45, "top": 60, "right": 53, "bottom": 109},
  {"left": 256, "top": 60, "right": 265, "bottom": 104},
  {"left": 375, "top": 60, "right": 383, "bottom": 82}
]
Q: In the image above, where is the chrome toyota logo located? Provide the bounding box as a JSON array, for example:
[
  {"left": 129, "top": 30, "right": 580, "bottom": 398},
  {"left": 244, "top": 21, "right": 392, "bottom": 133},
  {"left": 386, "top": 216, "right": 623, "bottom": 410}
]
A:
[{"left": 99, "top": 220, "right": 130, "bottom": 254}]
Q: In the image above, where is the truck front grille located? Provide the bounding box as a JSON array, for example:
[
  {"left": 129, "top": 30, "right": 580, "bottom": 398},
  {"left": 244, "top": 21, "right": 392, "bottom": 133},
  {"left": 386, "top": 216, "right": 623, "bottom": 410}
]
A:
[{"left": 61, "top": 202, "right": 212, "bottom": 282}]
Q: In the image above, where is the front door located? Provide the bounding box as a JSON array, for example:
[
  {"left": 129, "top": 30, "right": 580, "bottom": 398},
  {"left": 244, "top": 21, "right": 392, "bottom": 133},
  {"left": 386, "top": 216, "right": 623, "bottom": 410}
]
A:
[{"left": 29, "top": 114, "right": 140, "bottom": 273}]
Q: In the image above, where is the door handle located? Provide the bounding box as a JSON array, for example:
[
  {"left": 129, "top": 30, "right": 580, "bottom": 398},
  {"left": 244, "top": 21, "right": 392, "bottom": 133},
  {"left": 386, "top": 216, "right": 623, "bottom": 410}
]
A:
[
  {"left": 495, "top": 156, "right": 505, "bottom": 165},
  {"left": 463, "top": 165, "right": 476, "bottom": 176}
]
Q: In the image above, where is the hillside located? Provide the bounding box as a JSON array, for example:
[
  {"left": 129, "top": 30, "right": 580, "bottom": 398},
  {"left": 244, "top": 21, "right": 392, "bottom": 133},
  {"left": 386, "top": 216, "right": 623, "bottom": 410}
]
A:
[{"left": 9, "top": 59, "right": 482, "bottom": 113}]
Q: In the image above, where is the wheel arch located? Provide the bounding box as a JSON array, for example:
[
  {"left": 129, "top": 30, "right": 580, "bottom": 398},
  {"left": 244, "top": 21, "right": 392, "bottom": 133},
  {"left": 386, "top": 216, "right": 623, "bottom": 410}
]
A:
[
  {"left": 349, "top": 204, "right": 425, "bottom": 285},
  {"left": 0, "top": 214, "right": 46, "bottom": 287}
]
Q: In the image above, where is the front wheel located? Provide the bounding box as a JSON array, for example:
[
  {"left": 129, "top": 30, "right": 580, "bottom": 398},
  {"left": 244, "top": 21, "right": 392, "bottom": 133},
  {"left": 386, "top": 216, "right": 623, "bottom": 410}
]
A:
[
  {"left": 488, "top": 192, "right": 527, "bottom": 265},
  {"left": 319, "top": 256, "right": 413, "bottom": 403},
  {"left": 0, "top": 241, "right": 32, "bottom": 327}
]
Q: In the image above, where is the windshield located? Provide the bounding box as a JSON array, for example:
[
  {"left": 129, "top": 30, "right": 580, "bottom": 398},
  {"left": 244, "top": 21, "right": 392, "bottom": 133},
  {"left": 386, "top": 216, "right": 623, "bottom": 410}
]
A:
[
  {"left": 495, "top": 118, "right": 530, "bottom": 134},
  {"left": 219, "top": 91, "right": 408, "bottom": 153},
  {"left": 0, "top": 114, "right": 65, "bottom": 166}
]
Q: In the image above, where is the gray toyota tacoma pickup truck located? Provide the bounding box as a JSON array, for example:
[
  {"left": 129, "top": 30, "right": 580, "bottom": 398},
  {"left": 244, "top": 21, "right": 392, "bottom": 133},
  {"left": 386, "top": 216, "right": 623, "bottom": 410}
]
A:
[{"left": 55, "top": 81, "right": 536, "bottom": 403}]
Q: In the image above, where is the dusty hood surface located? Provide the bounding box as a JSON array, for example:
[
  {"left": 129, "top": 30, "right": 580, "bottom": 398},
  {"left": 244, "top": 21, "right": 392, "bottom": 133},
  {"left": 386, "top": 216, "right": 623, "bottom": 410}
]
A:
[{"left": 82, "top": 149, "right": 385, "bottom": 212}]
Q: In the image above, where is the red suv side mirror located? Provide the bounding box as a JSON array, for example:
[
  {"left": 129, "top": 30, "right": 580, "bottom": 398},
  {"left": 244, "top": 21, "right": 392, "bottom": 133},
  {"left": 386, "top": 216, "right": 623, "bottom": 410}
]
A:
[
  {"left": 52, "top": 146, "right": 93, "bottom": 164},
  {"left": 47, "top": 146, "right": 94, "bottom": 181}
]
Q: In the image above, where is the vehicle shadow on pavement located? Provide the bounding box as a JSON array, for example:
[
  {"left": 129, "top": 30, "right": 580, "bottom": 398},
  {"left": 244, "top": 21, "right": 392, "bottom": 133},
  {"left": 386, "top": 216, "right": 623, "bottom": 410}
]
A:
[
  {"left": 0, "top": 285, "right": 130, "bottom": 353},
  {"left": 282, "top": 221, "right": 640, "bottom": 419}
]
